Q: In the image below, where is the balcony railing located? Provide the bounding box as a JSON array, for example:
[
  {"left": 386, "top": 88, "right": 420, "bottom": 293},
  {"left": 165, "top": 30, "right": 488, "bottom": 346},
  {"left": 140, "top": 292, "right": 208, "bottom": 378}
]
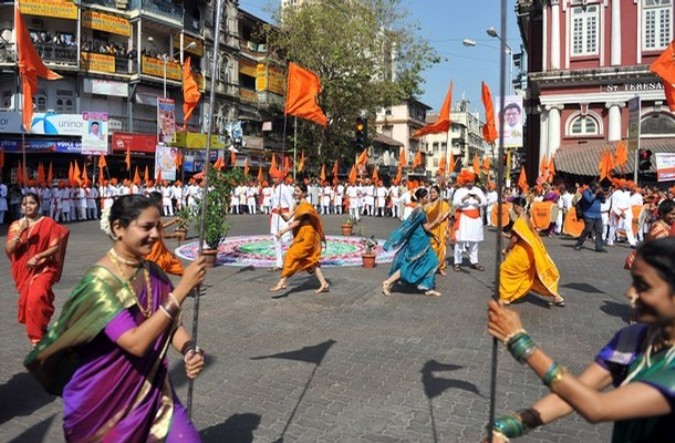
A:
[
  {"left": 34, "top": 42, "right": 77, "bottom": 64},
  {"left": 0, "top": 43, "right": 16, "bottom": 63},
  {"left": 129, "top": 0, "right": 184, "bottom": 23},
  {"left": 81, "top": 0, "right": 122, "bottom": 9}
]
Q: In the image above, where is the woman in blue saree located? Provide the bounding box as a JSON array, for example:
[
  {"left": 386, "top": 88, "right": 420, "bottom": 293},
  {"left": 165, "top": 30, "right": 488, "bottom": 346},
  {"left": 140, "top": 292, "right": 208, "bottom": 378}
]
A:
[{"left": 382, "top": 188, "right": 451, "bottom": 297}]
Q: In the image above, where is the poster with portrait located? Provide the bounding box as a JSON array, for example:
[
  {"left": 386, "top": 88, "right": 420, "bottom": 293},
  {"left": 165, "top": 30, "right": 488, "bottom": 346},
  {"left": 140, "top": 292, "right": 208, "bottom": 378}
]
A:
[
  {"left": 155, "top": 145, "right": 178, "bottom": 181},
  {"left": 81, "top": 112, "right": 109, "bottom": 154},
  {"left": 495, "top": 95, "right": 523, "bottom": 148},
  {"left": 157, "top": 98, "right": 176, "bottom": 144}
]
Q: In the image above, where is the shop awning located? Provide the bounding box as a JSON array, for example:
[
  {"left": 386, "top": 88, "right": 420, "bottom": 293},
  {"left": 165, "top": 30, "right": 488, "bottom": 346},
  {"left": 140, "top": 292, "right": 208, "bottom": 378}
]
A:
[
  {"left": 374, "top": 132, "right": 404, "bottom": 147},
  {"left": 553, "top": 138, "right": 675, "bottom": 176}
]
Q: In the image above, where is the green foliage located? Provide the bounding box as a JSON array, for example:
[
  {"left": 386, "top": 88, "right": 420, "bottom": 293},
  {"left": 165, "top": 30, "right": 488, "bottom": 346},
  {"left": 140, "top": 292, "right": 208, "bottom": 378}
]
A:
[
  {"left": 176, "top": 205, "right": 191, "bottom": 230},
  {"left": 264, "top": 0, "right": 438, "bottom": 170},
  {"left": 194, "top": 166, "right": 245, "bottom": 250}
]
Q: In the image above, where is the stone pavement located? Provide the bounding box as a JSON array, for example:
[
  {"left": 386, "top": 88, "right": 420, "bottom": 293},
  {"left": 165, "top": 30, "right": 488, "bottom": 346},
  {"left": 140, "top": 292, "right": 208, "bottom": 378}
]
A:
[{"left": 0, "top": 214, "right": 633, "bottom": 442}]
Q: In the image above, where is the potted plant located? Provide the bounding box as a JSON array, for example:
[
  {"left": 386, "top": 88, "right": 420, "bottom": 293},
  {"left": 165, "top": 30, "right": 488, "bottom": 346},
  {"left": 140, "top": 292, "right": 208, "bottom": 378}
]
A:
[
  {"left": 341, "top": 215, "right": 357, "bottom": 236},
  {"left": 173, "top": 205, "right": 191, "bottom": 244},
  {"left": 194, "top": 166, "right": 243, "bottom": 267},
  {"left": 361, "top": 235, "right": 377, "bottom": 269}
]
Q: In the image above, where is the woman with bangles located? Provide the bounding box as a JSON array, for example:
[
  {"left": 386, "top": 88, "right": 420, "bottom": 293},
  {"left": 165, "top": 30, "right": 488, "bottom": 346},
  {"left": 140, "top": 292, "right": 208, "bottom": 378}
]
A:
[
  {"left": 25, "top": 195, "right": 208, "bottom": 442},
  {"left": 500, "top": 197, "right": 565, "bottom": 307},
  {"left": 425, "top": 184, "right": 451, "bottom": 276},
  {"left": 485, "top": 237, "right": 675, "bottom": 443},
  {"left": 5, "top": 192, "right": 69, "bottom": 347},
  {"left": 270, "top": 182, "right": 330, "bottom": 294},
  {"left": 381, "top": 188, "right": 451, "bottom": 298}
]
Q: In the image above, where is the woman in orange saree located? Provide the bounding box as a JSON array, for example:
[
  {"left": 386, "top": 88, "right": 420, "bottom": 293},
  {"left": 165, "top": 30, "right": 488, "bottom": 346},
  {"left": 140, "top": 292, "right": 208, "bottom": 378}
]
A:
[
  {"left": 270, "top": 182, "right": 330, "bottom": 294},
  {"left": 500, "top": 197, "right": 565, "bottom": 307},
  {"left": 5, "top": 192, "right": 69, "bottom": 346},
  {"left": 426, "top": 185, "right": 450, "bottom": 275}
]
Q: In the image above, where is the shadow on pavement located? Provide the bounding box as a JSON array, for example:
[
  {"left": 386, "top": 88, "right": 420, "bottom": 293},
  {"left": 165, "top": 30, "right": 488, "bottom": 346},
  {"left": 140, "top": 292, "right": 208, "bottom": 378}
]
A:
[
  {"left": 0, "top": 372, "right": 56, "bottom": 425},
  {"left": 600, "top": 300, "right": 631, "bottom": 323},
  {"left": 561, "top": 282, "right": 605, "bottom": 294},
  {"left": 8, "top": 414, "right": 56, "bottom": 443},
  {"left": 200, "top": 413, "right": 261, "bottom": 443},
  {"left": 169, "top": 355, "right": 218, "bottom": 390},
  {"left": 252, "top": 340, "right": 336, "bottom": 443},
  {"left": 270, "top": 277, "right": 327, "bottom": 299}
]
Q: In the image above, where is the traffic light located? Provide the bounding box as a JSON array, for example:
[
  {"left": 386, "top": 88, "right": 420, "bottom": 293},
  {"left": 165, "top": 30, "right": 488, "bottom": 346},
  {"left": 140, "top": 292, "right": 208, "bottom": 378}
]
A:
[
  {"left": 355, "top": 116, "right": 367, "bottom": 150},
  {"left": 638, "top": 149, "right": 653, "bottom": 171}
]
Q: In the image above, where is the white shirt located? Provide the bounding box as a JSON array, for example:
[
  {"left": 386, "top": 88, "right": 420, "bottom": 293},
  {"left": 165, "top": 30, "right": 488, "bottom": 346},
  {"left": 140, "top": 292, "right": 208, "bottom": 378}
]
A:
[
  {"left": 629, "top": 193, "right": 644, "bottom": 206},
  {"left": 609, "top": 189, "right": 632, "bottom": 216},
  {"left": 452, "top": 186, "right": 486, "bottom": 242}
]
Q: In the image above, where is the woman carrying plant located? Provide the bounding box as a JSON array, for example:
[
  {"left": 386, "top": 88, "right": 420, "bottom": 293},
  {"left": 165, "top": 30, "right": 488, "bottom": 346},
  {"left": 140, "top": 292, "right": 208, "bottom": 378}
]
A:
[
  {"left": 270, "top": 182, "right": 330, "bottom": 294},
  {"left": 381, "top": 188, "right": 451, "bottom": 298},
  {"left": 500, "top": 197, "right": 565, "bottom": 307},
  {"left": 6, "top": 192, "right": 69, "bottom": 347},
  {"left": 25, "top": 195, "right": 208, "bottom": 442},
  {"left": 425, "top": 184, "right": 451, "bottom": 276},
  {"left": 485, "top": 237, "right": 675, "bottom": 443}
]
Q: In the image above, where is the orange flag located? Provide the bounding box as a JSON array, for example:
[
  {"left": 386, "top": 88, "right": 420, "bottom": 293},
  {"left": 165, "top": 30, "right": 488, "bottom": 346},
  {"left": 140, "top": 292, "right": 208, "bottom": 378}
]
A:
[
  {"left": 133, "top": 166, "right": 141, "bottom": 185},
  {"left": 182, "top": 56, "right": 201, "bottom": 130},
  {"left": 257, "top": 165, "right": 263, "bottom": 183},
  {"left": 16, "top": 5, "right": 62, "bottom": 132},
  {"left": 664, "top": 81, "right": 675, "bottom": 111},
  {"left": 37, "top": 162, "right": 45, "bottom": 187},
  {"left": 356, "top": 148, "right": 368, "bottom": 167},
  {"left": 331, "top": 159, "right": 339, "bottom": 177},
  {"left": 284, "top": 62, "right": 328, "bottom": 126},
  {"left": 398, "top": 147, "right": 408, "bottom": 167},
  {"left": 270, "top": 154, "right": 281, "bottom": 177},
  {"left": 73, "top": 161, "right": 82, "bottom": 185},
  {"left": 348, "top": 165, "right": 357, "bottom": 185},
  {"left": 98, "top": 154, "right": 107, "bottom": 169},
  {"left": 372, "top": 165, "right": 379, "bottom": 182},
  {"left": 414, "top": 82, "right": 453, "bottom": 137},
  {"left": 482, "top": 155, "right": 491, "bottom": 172},
  {"left": 472, "top": 153, "right": 480, "bottom": 175},
  {"left": 517, "top": 166, "right": 528, "bottom": 192},
  {"left": 448, "top": 149, "right": 455, "bottom": 173},
  {"left": 614, "top": 140, "right": 628, "bottom": 168},
  {"left": 244, "top": 157, "right": 249, "bottom": 175},
  {"left": 156, "top": 167, "right": 163, "bottom": 183},
  {"left": 320, "top": 164, "right": 326, "bottom": 182},
  {"left": 283, "top": 156, "right": 291, "bottom": 175},
  {"left": 437, "top": 153, "right": 446, "bottom": 176},
  {"left": 393, "top": 165, "right": 402, "bottom": 185},
  {"left": 82, "top": 164, "right": 89, "bottom": 184},
  {"left": 144, "top": 165, "right": 150, "bottom": 184},
  {"left": 540, "top": 154, "right": 549, "bottom": 177},
  {"left": 297, "top": 151, "right": 305, "bottom": 172},
  {"left": 230, "top": 150, "right": 237, "bottom": 166},
  {"left": 47, "top": 162, "right": 53, "bottom": 186},
  {"left": 125, "top": 145, "right": 131, "bottom": 171},
  {"left": 175, "top": 150, "right": 183, "bottom": 168},
  {"left": 98, "top": 163, "right": 104, "bottom": 185},
  {"left": 547, "top": 156, "right": 555, "bottom": 183},
  {"left": 481, "top": 82, "right": 498, "bottom": 144},
  {"left": 650, "top": 41, "right": 675, "bottom": 85},
  {"left": 214, "top": 156, "right": 225, "bottom": 170},
  {"left": 413, "top": 151, "right": 423, "bottom": 169}
]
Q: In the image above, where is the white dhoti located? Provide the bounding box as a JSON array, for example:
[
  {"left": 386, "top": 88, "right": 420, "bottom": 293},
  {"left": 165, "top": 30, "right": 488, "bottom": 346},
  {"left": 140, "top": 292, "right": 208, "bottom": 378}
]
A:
[{"left": 271, "top": 211, "right": 292, "bottom": 268}]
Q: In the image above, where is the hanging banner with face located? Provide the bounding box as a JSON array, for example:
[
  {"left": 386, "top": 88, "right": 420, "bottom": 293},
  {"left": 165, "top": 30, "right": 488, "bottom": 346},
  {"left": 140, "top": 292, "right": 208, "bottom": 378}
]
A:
[
  {"left": 155, "top": 144, "right": 178, "bottom": 181},
  {"left": 81, "top": 112, "right": 109, "bottom": 155},
  {"left": 157, "top": 98, "right": 176, "bottom": 144},
  {"left": 495, "top": 95, "right": 524, "bottom": 148}
]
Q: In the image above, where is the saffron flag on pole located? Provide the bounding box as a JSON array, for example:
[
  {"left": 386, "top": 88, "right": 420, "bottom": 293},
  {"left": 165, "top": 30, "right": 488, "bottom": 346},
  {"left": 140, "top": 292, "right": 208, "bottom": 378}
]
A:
[
  {"left": 81, "top": 164, "right": 89, "bottom": 184},
  {"left": 257, "top": 165, "right": 263, "bottom": 183},
  {"left": 331, "top": 159, "right": 339, "bottom": 177},
  {"left": 47, "top": 162, "right": 53, "bottom": 185},
  {"left": 547, "top": 156, "right": 555, "bottom": 183},
  {"left": 614, "top": 140, "right": 628, "bottom": 169},
  {"left": 244, "top": 157, "right": 249, "bottom": 176},
  {"left": 320, "top": 164, "right": 326, "bottom": 182},
  {"left": 393, "top": 165, "right": 402, "bottom": 185},
  {"left": 481, "top": 82, "right": 498, "bottom": 144},
  {"left": 182, "top": 56, "right": 201, "bottom": 130},
  {"left": 517, "top": 166, "right": 528, "bottom": 193},
  {"left": 448, "top": 149, "right": 454, "bottom": 173},
  {"left": 284, "top": 62, "right": 328, "bottom": 126},
  {"left": 133, "top": 166, "right": 141, "bottom": 185},
  {"left": 412, "top": 151, "right": 423, "bottom": 169},
  {"left": 15, "top": 5, "right": 62, "bottom": 132},
  {"left": 270, "top": 154, "right": 280, "bottom": 177},
  {"left": 398, "top": 147, "right": 408, "bottom": 167},
  {"left": 144, "top": 165, "right": 150, "bottom": 185},
  {"left": 437, "top": 153, "right": 446, "bottom": 176},
  {"left": 650, "top": 41, "right": 675, "bottom": 84},
  {"left": 372, "top": 165, "right": 379, "bottom": 182},
  {"left": 98, "top": 154, "right": 107, "bottom": 169},
  {"left": 356, "top": 148, "right": 368, "bottom": 167},
  {"left": 348, "top": 165, "right": 357, "bottom": 185},
  {"left": 414, "top": 82, "right": 453, "bottom": 137},
  {"left": 73, "top": 161, "right": 82, "bottom": 185},
  {"left": 297, "top": 151, "right": 305, "bottom": 172},
  {"left": 125, "top": 145, "right": 131, "bottom": 171},
  {"left": 472, "top": 153, "right": 480, "bottom": 176}
]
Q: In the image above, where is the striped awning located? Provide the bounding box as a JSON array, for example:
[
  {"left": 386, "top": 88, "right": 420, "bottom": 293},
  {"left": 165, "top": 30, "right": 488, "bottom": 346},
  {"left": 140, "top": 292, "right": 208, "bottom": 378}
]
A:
[{"left": 553, "top": 138, "right": 675, "bottom": 176}]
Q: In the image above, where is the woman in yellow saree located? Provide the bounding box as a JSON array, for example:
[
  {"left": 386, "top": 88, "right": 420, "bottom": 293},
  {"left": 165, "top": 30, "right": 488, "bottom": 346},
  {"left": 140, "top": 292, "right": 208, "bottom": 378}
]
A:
[
  {"left": 426, "top": 185, "right": 450, "bottom": 275},
  {"left": 270, "top": 182, "right": 330, "bottom": 294},
  {"left": 500, "top": 197, "right": 565, "bottom": 307}
]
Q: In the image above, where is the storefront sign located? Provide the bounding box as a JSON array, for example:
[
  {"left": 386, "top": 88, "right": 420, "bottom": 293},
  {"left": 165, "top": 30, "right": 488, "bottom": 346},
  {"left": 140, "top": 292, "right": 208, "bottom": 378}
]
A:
[
  {"left": 112, "top": 132, "right": 159, "bottom": 154},
  {"left": 82, "top": 10, "right": 131, "bottom": 36},
  {"left": 605, "top": 82, "right": 664, "bottom": 93},
  {"left": 28, "top": 113, "right": 84, "bottom": 136},
  {"left": 0, "top": 139, "right": 81, "bottom": 153},
  {"left": 81, "top": 112, "right": 109, "bottom": 155},
  {"left": 85, "top": 79, "right": 129, "bottom": 97},
  {"left": 141, "top": 56, "right": 181, "bottom": 81},
  {"left": 174, "top": 35, "right": 204, "bottom": 57},
  {"left": 656, "top": 153, "right": 675, "bottom": 182},
  {"left": 173, "top": 132, "right": 226, "bottom": 150},
  {"left": 239, "top": 59, "right": 258, "bottom": 78},
  {"left": 240, "top": 88, "right": 257, "bottom": 103},
  {"left": 627, "top": 96, "right": 641, "bottom": 153},
  {"left": 157, "top": 98, "right": 176, "bottom": 144},
  {"left": 19, "top": 0, "right": 77, "bottom": 20},
  {"left": 256, "top": 63, "right": 285, "bottom": 95},
  {"left": 81, "top": 52, "right": 116, "bottom": 74},
  {"left": 155, "top": 145, "right": 178, "bottom": 181}
]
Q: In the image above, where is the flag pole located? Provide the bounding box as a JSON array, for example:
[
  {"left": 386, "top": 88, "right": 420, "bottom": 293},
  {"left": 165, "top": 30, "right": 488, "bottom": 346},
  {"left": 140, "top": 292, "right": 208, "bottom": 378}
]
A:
[
  {"left": 293, "top": 117, "right": 298, "bottom": 180},
  {"left": 488, "top": 0, "right": 508, "bottom": 441},
  {"left": 187, "top": 0, "right": 224, "bottom": 418}
]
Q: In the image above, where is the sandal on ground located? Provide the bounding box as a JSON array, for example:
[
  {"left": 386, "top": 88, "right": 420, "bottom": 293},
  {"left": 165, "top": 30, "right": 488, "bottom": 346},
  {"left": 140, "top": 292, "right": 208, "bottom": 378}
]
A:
[
  {"left": 424, "top": 290, "right": 441, "bottom": 297},
  {"left": 314, "top": 284, "right": 330, "bottom": 294},
  {"left": 453, "top": 265, "right": 461, "bottom": 272},
  {"left": 471, "top": 264, "right": 486, "bottom": 272},
  {"left": 550, "top": 297, "right": 565, "bottom": 307},
  {"left": 439, "top": 269, "right": 447, "bottom": 276},
  {"left": 269, "top": 284, "right": 287, "bottom": 292},
  {"left": 382, "top": 281, "right": 393, "bottom": 296}
]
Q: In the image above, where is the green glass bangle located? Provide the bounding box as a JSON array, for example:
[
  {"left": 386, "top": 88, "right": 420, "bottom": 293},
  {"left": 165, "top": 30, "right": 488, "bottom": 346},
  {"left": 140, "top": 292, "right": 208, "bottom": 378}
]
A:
[
  {"left": 493, "top": 414, "right": 525, "bottom": 439},
  {"left": 542, "top": 362, "right": 562, "bottom": 387},
  {"left": 508, "top": 333, "right": 536, "bottom": 364}
]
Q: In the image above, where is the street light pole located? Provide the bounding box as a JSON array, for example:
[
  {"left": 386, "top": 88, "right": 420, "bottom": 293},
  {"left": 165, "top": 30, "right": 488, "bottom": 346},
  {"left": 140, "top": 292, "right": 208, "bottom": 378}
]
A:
[{"left": 462, "top": 37, "right": 513, "bottom": 94}]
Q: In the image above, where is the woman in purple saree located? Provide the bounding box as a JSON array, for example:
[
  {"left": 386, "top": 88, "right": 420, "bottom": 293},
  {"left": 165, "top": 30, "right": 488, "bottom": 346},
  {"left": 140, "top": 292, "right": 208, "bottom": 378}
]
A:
[{"left": 25, "top": 195, "right": 208, "bottom": 442}]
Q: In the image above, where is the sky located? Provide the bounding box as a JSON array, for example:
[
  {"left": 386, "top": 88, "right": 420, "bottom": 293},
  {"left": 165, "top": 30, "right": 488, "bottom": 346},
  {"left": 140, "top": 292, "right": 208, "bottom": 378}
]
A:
[{"left": 238, "top": 0, "right": 521, "bottom": 116}]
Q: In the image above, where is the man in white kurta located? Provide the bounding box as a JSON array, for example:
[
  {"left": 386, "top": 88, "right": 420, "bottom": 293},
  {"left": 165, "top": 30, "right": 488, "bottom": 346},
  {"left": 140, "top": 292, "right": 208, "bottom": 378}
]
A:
[
  {"left": 270, "top": 173, "right": 295, "bottom": 270},
  {"left": 346, "top": 184, "right": 360, "bottom": 221},
  {"left": 321, "top": 183, "right": 333, "bottom": 215},
  {"left": 375, "top": 182, "right": 387, "bottom": 217},
  {"left": 363, "top": 180, "right": 375, "bottom": 216},
  {"left": 40, "top": 185, "right": 53, "bottom": 217},
  {"left": 333, "top": 183, "right": 344, "bottom": 215},
  {"left": 246, "top": 183, "right": 258, "bottom": 214},
  {"left": 607, "top": 183, "right": 636, "bottom": 247},
  {"left": 485, "top": 184, "right": 498, "bottom": 227},
  {"left": 452, "top": 173, "right": 487, "bottom": 270},
  {"left": 161, "top": 182, "right": 174, "bottom": 216},
  {"left": 388, "top": 184, "right": 400, "bottom": 218},
  {"left": 86, "top": 184, "right": 99, "bottom": 220}
]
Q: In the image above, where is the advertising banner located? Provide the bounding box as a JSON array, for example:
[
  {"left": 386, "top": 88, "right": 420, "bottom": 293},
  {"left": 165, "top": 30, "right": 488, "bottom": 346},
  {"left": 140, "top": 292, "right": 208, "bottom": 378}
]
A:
[
  {"left": 85, "top": 79, "right": 129, "bottom": 97},
  {"left": 627, "top": 96, "right": 641, "bottom": 153},
  {"left": 28, "top": 113, "right": 83, "bottom": 136},
  {"left": 173, "top": 132, "right": 226, "bottom": 150},
  {"left": 81, "top": 10, "right": 131, "bottom": 36},
  {"left": 239, "top": 59, "right": 258, "bottom": 77},
  {"left": 112, "top": 132, "right": 158, "bottom": 154},
  {"left": 81, "top": 112, "right": 109, "bottom": 155},
  {"left": 0, "top": 139, "right": 81, "bottom": 153},
  {"left": 155, "top": 145, "right": 178, "bottom": 181},
  {"left": 19, "top": 0, "right": 77, "bottom": 20},
  {"left": 157, "top": 98, "right": 176, "bottom": 144},
  {"left": 655, "top": 153, "right": 675, "bottom": 182},
  {"left": 495, "top": 95, "right": 524, "bottom": 148},
  {"left": 141, "top": 56, "right": 181, "bottom": 81},
  {"left": 174, "top": 35, "right": 204, "bottom": 57},
  {"left": 81, "top": 52, "right": 116, "bottom": 73}
]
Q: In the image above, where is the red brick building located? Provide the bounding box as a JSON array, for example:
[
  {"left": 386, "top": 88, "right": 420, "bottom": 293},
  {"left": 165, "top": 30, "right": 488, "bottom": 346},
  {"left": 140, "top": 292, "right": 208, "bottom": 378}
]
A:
[{"left": 516, "top": 0, "right": 675, "bottom": 181}]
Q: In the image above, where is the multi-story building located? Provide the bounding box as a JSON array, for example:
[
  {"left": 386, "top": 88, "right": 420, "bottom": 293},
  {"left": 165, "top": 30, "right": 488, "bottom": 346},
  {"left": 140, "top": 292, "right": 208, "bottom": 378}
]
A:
[
  {"left": 0, "top": 0, "right": 285, "bottom": 180},
  {"left": 422, "top": 99, "right": 491, "bottom": 178},
  {"left": 516, "top": 0, "right": 675, "bottom": 181}
]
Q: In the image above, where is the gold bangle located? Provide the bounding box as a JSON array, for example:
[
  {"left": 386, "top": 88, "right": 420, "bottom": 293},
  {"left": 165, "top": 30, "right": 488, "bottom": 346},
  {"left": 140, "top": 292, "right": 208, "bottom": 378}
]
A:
[{"left": 549, "top": 367, "right": 567, "bottom": 390}]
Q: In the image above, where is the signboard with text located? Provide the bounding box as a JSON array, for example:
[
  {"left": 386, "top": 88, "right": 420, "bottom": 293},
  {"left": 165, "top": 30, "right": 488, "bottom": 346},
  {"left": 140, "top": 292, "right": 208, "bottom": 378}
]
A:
[
  {"left": 82, "top": 10, "right": 131, "bottom": 36},
  {"left": 141, "top": 56, "right": 181, "bottom": 81},
  {"left": 81, "top": 112, "right": 109, "bottom": 155},
  {"left": 112, "top": 132, "right": 158, "bottom": 154},
  {"left": 627, "top": 96, "right": 641, "bottom": 153},
  {"left": 19, "top": 0, "right": 77, "bottom": 20},
  {"left": 157, "top": 98, "right": 176, "bottom": 144},
  {"left": 655, "top": 153, "right": 675, "bottom": 182},
  {"left": 85, "top": 79, "right": 128, "bottom": 97},
  {"left": 81, "top": 52, "right": 115, "bottom": 73}
]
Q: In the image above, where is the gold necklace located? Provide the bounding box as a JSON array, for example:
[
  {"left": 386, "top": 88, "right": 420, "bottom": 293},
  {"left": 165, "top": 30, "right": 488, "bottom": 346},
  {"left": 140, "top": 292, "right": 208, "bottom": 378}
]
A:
[
  {"left": 109, "top": 247, "right": 141, "bottom": 266},
  {"left": 107, "top": 250, "right": 153, "bottom": 318}
]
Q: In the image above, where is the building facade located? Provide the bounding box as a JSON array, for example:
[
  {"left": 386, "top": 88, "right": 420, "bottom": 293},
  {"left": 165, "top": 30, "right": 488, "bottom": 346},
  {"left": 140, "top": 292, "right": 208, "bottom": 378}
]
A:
[
  {"left": 375, "top": 99, "right": 430, "bottom": 175},
  {"left": 516, "top": 0, "right": 675, "bottom": 179}
]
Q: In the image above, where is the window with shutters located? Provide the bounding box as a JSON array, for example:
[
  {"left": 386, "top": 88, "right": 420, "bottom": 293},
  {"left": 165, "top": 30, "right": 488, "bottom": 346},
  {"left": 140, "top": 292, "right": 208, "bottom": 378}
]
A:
[
  {"left": 571, "top": 5, "right": 599, "bottom": 56},
  {"left": 643, "top": 0, "right": 672, "bottom": 50}
]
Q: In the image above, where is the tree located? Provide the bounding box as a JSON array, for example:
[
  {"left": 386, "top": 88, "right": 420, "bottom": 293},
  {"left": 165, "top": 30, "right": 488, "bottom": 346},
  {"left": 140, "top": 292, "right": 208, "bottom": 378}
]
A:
[{"left": 264, "top": 0, "right": 438, "bottom": 171}]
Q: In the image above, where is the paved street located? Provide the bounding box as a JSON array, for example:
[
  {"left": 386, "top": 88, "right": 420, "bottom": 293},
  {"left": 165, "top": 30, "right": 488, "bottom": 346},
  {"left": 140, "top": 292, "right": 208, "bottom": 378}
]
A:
[{"left": 0, "top": 214, "right": 632, "bottom": 442}]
